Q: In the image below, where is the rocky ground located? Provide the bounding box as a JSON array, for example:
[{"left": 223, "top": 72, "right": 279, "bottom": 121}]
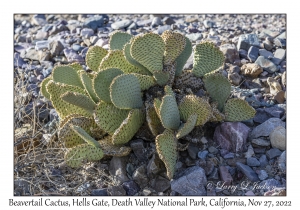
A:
[{"left": 14, "top": 14, "right": 286, "bottom": 196}]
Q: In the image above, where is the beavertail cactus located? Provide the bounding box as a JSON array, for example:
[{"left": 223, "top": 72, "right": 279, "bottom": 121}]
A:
[{"left": 40, "top": 30, "right": 256, "bottom": 178}]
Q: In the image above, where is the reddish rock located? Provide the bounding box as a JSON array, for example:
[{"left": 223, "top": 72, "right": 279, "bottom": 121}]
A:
[{"left": 213, "top": 122, "right": 250, "bottom": 152}]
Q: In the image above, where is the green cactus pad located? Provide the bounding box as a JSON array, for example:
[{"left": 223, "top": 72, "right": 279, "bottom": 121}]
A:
[
  {"left": 69, "top": 62, "right": 83, "bottom": 71},
  {"left": 46, "top": 81, "right": 91, "bottom": 119},
  {"left": 71, "top": 125, "right": 101, "bottom": 148},
  {"left": 174, "top": 37, "right": 192, "bottom": 76},
  {"left": 110, "top": 74, "right": 143, "bottom": 109},
  {"left": 52, "top": 65, "right": 84, "bottom": 89},
  {"left": 64, "top": 144, "right": 104, "bottom": 168},
  {"left": 79, "top": 71, "right": 99, "bottom": 103},
  {"left": 112, "top": 109, "right": 145, "bottom": 145},
  {"left": 98, "top": 136, "right": 131, "bottom": 157},
  {"left": 60, "top": 91, "right": 96, "bottom": 113},
  {"left": 86, "top": 46, "right": 108, "bottom": 71},
  {"left": 152, "top": 71, "right": 170, "bottom": 86},
  {"left": 93, "top": 68, "right": 123, "bottom": 103},
  {"left": 58, "top": 115, "right": 100, "bottom": 148},
  {"left": 176, "top": 113, "right": 198, "bottom": 139},
  {"left": 224, "top": 98, "right": 256, "bottom": 122},
  {"left": 204, "top": 73, "right": 231, "bottom": 111},
  {"left": 131, "top": 33, "right": 165, "bottom": 73},
  {"left": 99, "top": 50, "right": 146, "bottom": 74},
  {"left": 94, "top": 101, "right": 129, "bottom": 135},
  {"left": 192, "top": 41, "right": 225, "bottom": 77},
  {"left": 153, "top": 98, "right": 162, "bottom": 117},
  {"left": 145, "top": 101, "right": 164, "bottom": 136},
  {"left": 161, "top": 30, "right": 186, "bottom": 65},
  {"left": 109, "top": 31, "right": 133, "bottom": 50},
  {"left": 160, "top": 95, "right": 181, "bottom": 130},
  {"left": 123, "top": 42, "right": 152, "bottom": 75},
  {"left": 131, "top": 73, "right": 156, "bottom": 91},
  {"left": 178, "top": 95, "right": 212, "bottom": 126},
  {"left": 40, "top": 77, "right": 52, "bottom": 100},
  {"left": 209, "top": 102, "right": 225, "bottom": 122},
  {"left": 155, "top": 129, "right": 177, "bottom": 179},
  {"left": 164, "top": 85, "right": 174, "bottom": 97}
]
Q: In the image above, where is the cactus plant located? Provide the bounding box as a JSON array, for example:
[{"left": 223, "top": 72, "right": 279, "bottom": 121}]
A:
[{"left": 41, "top": 30, "right": 256, "bottom": 180}]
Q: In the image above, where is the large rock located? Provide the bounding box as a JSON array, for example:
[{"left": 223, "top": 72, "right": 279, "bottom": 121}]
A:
[
  {"left": 250, "top": 118, "right": 285, "bottom": 139},
  {"left": 253, "top": 106, "right": 285, "bottom": 124},
  {"left": 237, "top": 34, "right": 260, "bottom": 51},
  {"left": 255, "top": 56, "right": 279, "bottom": 73},
  {"left": 171, "top": 166, "right": 207, "bottom": 195},
  {"left": 219, "top": 44, "right": 240, "bottom": 63},
  {"left": 111, "top": 20, "right": 132, "bottom": 30},
  {"left": 83, "top": 15, "right": 104, "bottom": 31},
  {"left": 269, "top": 126, "right": 286, "bottom": 150},
  {"left": 213, "top": 122, "right": 250, "bottom": 153}
]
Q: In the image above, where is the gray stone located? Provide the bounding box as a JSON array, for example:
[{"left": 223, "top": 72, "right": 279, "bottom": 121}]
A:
[
  {"left": 95, "top": 38, "right": 109, "bottom": 47},
  {"left": 213, "top": 122, "right": 250, "bottom": 153},
  {"left": 171, "top": 166, "right": 207, "bottom": 195},
  {"left": 208, "top": 168, "right": 219, "bottom": 180},
  {"left": 49, "top": 24, "right": 68, "bottom": 36},
  {"left": 49, "top": 109, "right": 58, "bottom": 122},
  {"left": 219, "top": 166, "right": 233, "bottom": 185},
  {"left": 257, "top": 170, "right": 268, "bottom": 180},
  {"left": 255, "top": 56, "right": 279, "bottom": 73},
  {"left": 208, "top": 146, "right": 218, "bottom": 155},
  {"left": 150, "top": 176, "right": 170, "bottom": 192},
  {"left": 239, "top": 49, "right": 248, "bottom": 59},
  {"left": 127, "top": 22, "right": 137, "bottom": 29},
  {"left": 80, "top": 28, "right": 94, "bottom": 38},
  {"left": 272, "top": 49, "right": 286, "bottom": 65},
  {"left": 72, "top": 44, "right": 83, "bottom": 52},
  {"left": 185, "top": 33, "right": 203, "bottom": 42},
  {"left": 198, "top": 150, "right": 209, "bottom": 159},
  {"left": 251, "top": 138, "right": 271, "bottom": 147},
  {"left": 247, "top": 46, "right": 259, "bottom": 62},
  {"left": 223, "top": 153, "right": 235, "bottom": 159},
  {"left": 63, "top": 48, "right": 84, "bottom": 63},
  {"left": 263, "top": 40, "right": 273, "bottom": 51},
  {"left": 111, "top": 20, "right": 132, "bottom": 30},
  {"left": 147, "top": 153, "right": 164, "bottom": 179},
  {"left": 49, "top": 40, "right": 64, "bottom": 57},
  {"left": 132, "top": 165, "right": 149, "bottom": 189},
  {"left": 247, "top": 157, "right": 260, "bottom": 167},
  {"left": 259, "top": 179, "right": 282, "bottom": 192},
  {"left": 278, "top": 151, "right": 286, "bottom": 172},
  {"left": 253, "top": 106, "right": 284, "bottom": 124},
  {"left": 259, "top": 49, "right": 273, "bottom": 59},
  {"left": 187, "top": 143, "right": 199, "bottom": 159},
  {"left": 83, "top": 15, "right": 104, "bottom": 31},
  {"left": 162, "top": 17, "right": 175, "bottom": 25},
  {"left": 108, "top": 156, "right": 129, "bottom": 184},
  {"left": 24, "top": 48, "right": 40, "bottom": 61},
  {"left": 14, "top": 53, "right": 26, "bottom": 67},
  {"left": 136, "top": 19, "right": 152, "bottom": 27},
  {"left": 156, "top": 25, "right": 171, "bottom": 35},
  {"left": 107, "top": 185, "right": 126, "bottom": 196},
  {"left": 67, "top": 20, "right": 81, "bottom": 32},
  {"left": 32, "top": 14, "right": 47, "bottom": 26},
  {"left": 151, "top": 17, "right": 162, "bottom": 27},
  {"left": 220, "top": 44, "right": 240, "bottom": 64},
  {"left": 122, "top": 181, "right": 140, "bottom": 196},
  {"left": 269, "top": 126, "right": 286, "bottom": 150},
  {"left": 228, "top": 72, "right": 242, "bottom": 86},
  {"left": 35, "top": 30, "right": 49, "bottom": 40},
  {"left": 236, "top": 162, "right": 259, "bottom": 182},
  {"left": 259, "top": 155, "right": 269, "bottom": 167},
  {"left": 250, "top": 118, "right": 285, "bottom": 139},
  {"left": 196, "top": 159, "right": 215, "bottom": 176},
  {"left": 237, "top": 34, "right": 260, "bottom": 51},
  {"left": 130, "top": 139, "right": 147, "bottom": 162},
  {"left": 203, "top": 20, "right": 215, "bottom": 28},
  {"left": 266, "top": 148, "right": 282, "bottom": 159},
  {"left": 274, "top": 38, "right": 286, "bottom": 48},
  {"left": 91, "top": 189, "right": 108, "bottom": 196}
]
